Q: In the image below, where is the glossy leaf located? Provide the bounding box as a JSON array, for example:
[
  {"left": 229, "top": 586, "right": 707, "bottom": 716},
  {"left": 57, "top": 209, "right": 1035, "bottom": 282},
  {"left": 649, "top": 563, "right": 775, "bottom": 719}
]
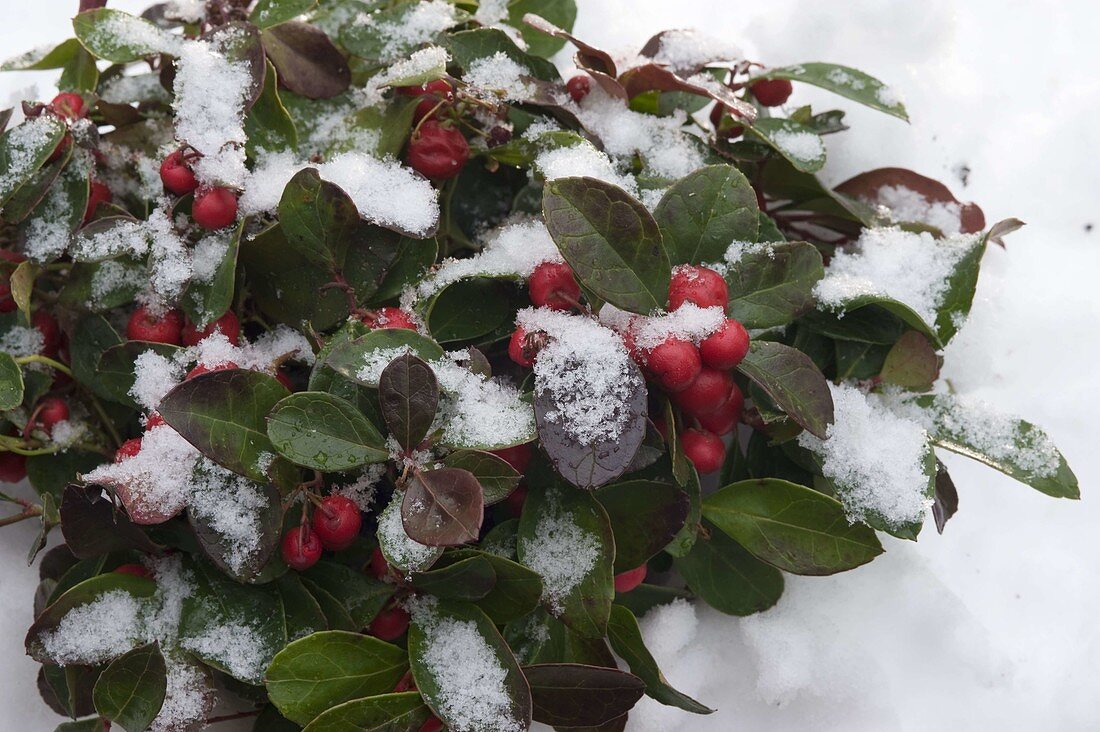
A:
[
  {"left": 303, "top": 561, "right": 393, "bottom": 628},
  {"left": 749, "top": 118, "right": 826, "bottom": 173},
  {"left": 653, "top": 165, "right": 759, "bottom": 266},
  {"left": 447, "top": 27, "right": 559, "bottom": 82},
  {"left": 0, "top": 115, "right": 66, "bottom": 207},
  {"left": 524, "top": 663, "right": 644, "bottom": 728},
  {"left": 595, "top": 480, "right": 689, "bottom": 573},
  {"left": 410, "top": 554, "right": 497, "bottom": 601},
  {"left": 266, "top": 631, "right": 409, "bottom": 725},
  {"left": 725, "top": 241, "right": 824, "bottom": 328},
  {"left": 246, "top": 59, "right": 299, "bottom": 157},
  {"left": 189, "top": 479, "right": 283, "bottom": 582},
  {"left": 880, "top": 330, "right": 940, "bottom": 389},
  {"left": 0, "top": 351, "right": 23, "bottom": 410},
  {"left": 262, "top": 21, "right": 350, "bottom": 99},
  {"left": 932, "top": 459, "right": 959, "bottom": 534},
  {"left": 442, "top": 450, "right": 521, "bottom": 505},
  {"left": 702, "top": 479, "right": 883, "bottom": 575},
  {"left": 73, "top": 9, "right": 177, "bottom": 62},
  {"left": 92, "top": 643, "right": 167, "bottom": 732},
  {"left": 279, "top": 167, "right": 357, "bottom": 270},
  {"left": 379, "top": 353, "right": 439, "bottom": 451},
  {"left": 252, "top": 0, "right": 318, "bottom": 28},
  {"left": 755, "top": 63, "right": 908, "bottom": 120},
  {"left": 267, "top": 391, "right": 388, "bottom": 471},
  {"left": 736, "top": 340, "right": 833, "bottom": 439},
  {"left": 300, "top": 692, "right": 430, "bottom": 732},
  {"left": 182, "top": 220, "right": 243, "bottom": 328},
  {"left": 59, "top": 484, "right": 161, "bottom": 559},
  {"left": 543, "top": 177, "right": 670, "bottom": 314},
  {"left": 443, "top": 549, "right": 543, "bottom": 624},
  {"left": 95, "top": 341, "right": 180, "bottom": 408},
  {"left": 401, "top": 467, "right": 484, "bottom": 546},
  {"left": 325, "top": 328, "right": 444, "bottom": 388},
  {"left": 674, "top": 520, "right": 783, "bottom": 616}
]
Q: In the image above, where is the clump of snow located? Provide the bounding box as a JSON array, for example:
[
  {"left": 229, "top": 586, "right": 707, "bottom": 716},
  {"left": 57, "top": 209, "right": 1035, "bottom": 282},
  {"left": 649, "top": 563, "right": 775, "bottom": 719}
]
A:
[
  {"left": 602, "top": 301, "right": 726, "bottom": 351},
  {"left": 83, "top": 11, "right": 183, "bottom": 58},
  {"left": 49, "top": 420, "right": 86, "bottom": 449},
  {"left": 798, "top": 382, "right": 932, "bottom": 527},
  {"left": 869, "top": 185, "right": 963, "bottom": 235},
  {"left": 0, "top": 116, "right": 60, "bottom": 197},
  {"left": 517, "top": 308, "right": 642, "bottom": 444},
  {"left": 534, "top": 142, "right": 638, "bottom": 194},
  {"left": 411, "top": 601, "right": 524, "bottom": 732},
  {"left": 430, "top": 355, "right": 535, "bottom": 449},
  {"left": 714, "top": 239, "right": 778, "bottom": 271},
  {"left": 21, "top": 151, "right": 90, "bottom": 262},
  {"left": 645, "top": 30, "right": 741, "bottom": 71},
  {"left": 172, "top": 38, "right": 250, "bottom": 187},
  {"left": 40, "top": 590, "right": 146, "bottom": 665},
  {"left": 163, "top": 0, "right": 205, "bottom": 23},
  {"left": 129, "top": 350, "right": 184, "bottom": 412},
  {"left": 814, "top": 226, "right": 982, "bottom": 326},
  {"left": 0, "top": 326, "right": 44, "bottom": 358},
  {"left": 770, "top": 129, "right": 825, "bottom": 164},
  {"left": 366, "top": 46, "right": 449, "bottom": 98},
  {"left": 334, "top": 464, "right": 386, "bottom": 511},
  {"left": 473, "top": 0, "right": 509, "bottom": 25},
  {"left": 520, "top": 487, "right": 599, "bottom": 611},
  {"left": 181, "top": 619, "right": 269, "bottom": 682},
  {"left": 356, "top": 345, "right": 415, "bottom": 386},
  {"left": 188, "top": 461, "right": 271, "bottom": 574},
  {"left": 875, "top": 84, "right": 904, "bottom": 108},
  {"left": 355, "top": 0, "right": 458, "bottom": 63},
  {"left": 377, "top": 493, "right": 439, "bottom": 571},
  {"left": 412, "top": 219, "right": 562, "bottom": 301},
  {"left": 149, "top": 658, "right": 212, "bottom": 732},
  {"left": 100, "top": 73, "right": 172, "bottom": 105},
  {"left": 85, "top": 424, "right": 197, "bottom": 522},
  {"left": 90, "top": 260, "right": 144, "bottom": 308},
  {"left": 463, "top": 52, "right": 534, "bottom": 101}
]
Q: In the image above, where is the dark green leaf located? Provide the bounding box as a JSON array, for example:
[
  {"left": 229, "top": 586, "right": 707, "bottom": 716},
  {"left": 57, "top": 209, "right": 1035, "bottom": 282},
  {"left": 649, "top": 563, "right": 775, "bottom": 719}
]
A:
[
  {"left": 303, "top": 561, "right": 394, "bottom": 628},
  {"left": 595, "top": 480, "right": 688, "bottom": 572},
  {"left": 653, "top": 165, "right": 758, "bottom": 266},
  {"left": 401, "top": 467, "right": 484, "bottom": 546},
  {"left": 92, "top": 643, "right": 167, "bottom": 732},
  {"left": 379, "top": 353, "right": 439, "bottom": 451},
  {"left": 0, "top": 350, "right": 23, "bottom": 409},
  {"left": 411, "top": 554, "right": 497, "bottom": 601},
  {"left": 67, "top": 316, "right": 121, "bottom": 402},
  {"left": 442, "top": 450, "right": 521, "bottom": 505},
  {"left": 300, "top": 692, "right": 430, "bottom": 732},
  {"left": 325, "top": 328, "right": 444, "bottom": 388},
  {"left": 725, "top": 241, "right": 823, "bottom": 328},
  {"left": 0, "top": 115, "right": 66, "bottom": 207},
  {"left": 447, "top": 27, "right": 559, "bottom": 81},
  {"left": 182, "top": 220, "right": 243, "bottom": 328},
  {"left": 542, "top": 177, "right": 670, "bottom": 314},
  {"left": 267, "top": 391, "right": 388, "bottom": 471},
  {"left": 509, "top": 0, "right": 577, "bottom": 57},
  {"left": 425, "top": 278, "right": 517, "bottom": 344},
  {"left": 279, "top": 168, "right": 357, "bottom": 270},
  {"left": 755, "top": 63, "right": 908, "bottom": 120},
  {"left": 702, "top": 479, "right": 883, "bottom": 575},
  {"left": 443, "top": 549, "right": 543, "bottom": 624},
  {"left": 524, "top": 663, "right": 644, "bottom": 728},
  {"left": 736, "top": 340, "right": 833, "bottom": 439},
  {"left": 252, "top": 0, "right": 318, "bottom": 28},
  {"left": 96, "top": 341, "right": 180, "bottom": 408},
  {"left": 189, "top": 478, "right": 283, "bottom": 582},
  {"left": 748, "top": 118, "right": 826, "bottom": 173},
  {"left": 59, "top": 484, "right": 161, "bottom": 559},
  {"left": 674, "top": 520, "right": 783, "bottom": 616},
  {"left": 246, "top": 59, "right": 299, "bottom": 157},
  {"left": 73, "top": 9, "right": 175, "bottom": 62}
]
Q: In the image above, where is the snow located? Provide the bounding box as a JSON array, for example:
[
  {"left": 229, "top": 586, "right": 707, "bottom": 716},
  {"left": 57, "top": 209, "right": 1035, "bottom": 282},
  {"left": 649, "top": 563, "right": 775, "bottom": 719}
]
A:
[
  {"left": 870, "top": 184, "right": 963, "bottom": 234},
  {"left": 82, "top": 10, "right": 183, "bottom": 57},
  {"left": 355, "top": 0, "right": 458, "bottom": 63},
  {"left": 463, "top": 52, "right": 534, "bottom": 101},
  {"left": 334, "top": 464, "right": 385, "bottom": 511},
  {"left": 411, "top": 600, "right": 524, "bottom": 732},
  {"left": 520, "top": 486, "right": 600, "bottom": 612},
  {"left": 1, "top": 2, "right": 1099, "bottom": 731},
  {"left": 814, "top": 226, "right": 981, "bottom": 326},
  {"left": 798, "top": 382, "right": 933, "bottom": 528},
  {"left": 430, "top": 355, "right": 535, "bottom": 449},
  {"left": 534, "top": 141, "right": 638, "bottom": 194},
  {"left": 188, "top": 461, "right": 271, "bottom": 574},
  {"left": 180, "top": 619, "right": 268, "bottom": 682},
  {"left": 129, "top": 350, "right": 184, "bottom": 412},
  {"left": 40, "top": 590, "right": 146, "bottom": 665},
  {"left": 377, "top": 492, "right": 439, "bottom": 571},
  {"left": 602, "top": 302, "right": 727, "bottom": 350},
  {"left": 517, "top": 307, "right": 642, "bottom": 443},
  {"left": 0, "top": 115, "right": 58, "bottom": 197},
  {"left": 150, "top": 658, "right": 212, "bottom": 732},
  {"left": 0, "top": 326, "right": 44, "bottom": 357},
  {"left": 642, "top": 29, "right": 741, "bottom": 71},
  {"left": 770, "top": 129, "right": 825, "bottom": 163},
  {"left": 21, "top": 150, "right": 88, "bottom": 262}
]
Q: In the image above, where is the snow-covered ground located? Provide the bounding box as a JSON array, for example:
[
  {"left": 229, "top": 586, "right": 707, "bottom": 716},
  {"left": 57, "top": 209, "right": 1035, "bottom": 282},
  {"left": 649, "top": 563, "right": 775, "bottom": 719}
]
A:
[{"left": 1, "top": 1, "right": 1098, "bottom": 730}]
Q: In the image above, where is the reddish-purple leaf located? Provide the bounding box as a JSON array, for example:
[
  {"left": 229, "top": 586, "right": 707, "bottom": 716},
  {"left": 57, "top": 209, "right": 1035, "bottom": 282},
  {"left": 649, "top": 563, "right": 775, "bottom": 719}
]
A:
[{"left": 402, "top": 467, "right": 484, "bottom": 546}]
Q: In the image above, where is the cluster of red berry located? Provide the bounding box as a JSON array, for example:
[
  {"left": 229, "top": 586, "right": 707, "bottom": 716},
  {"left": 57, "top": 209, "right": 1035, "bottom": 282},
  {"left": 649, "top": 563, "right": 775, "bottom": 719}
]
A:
[
  {"left": 159, "top": 150, "right": 238, "bottom": 230},
  {"left": 397, "top": 80, "right": 471, "bottom": 181}
]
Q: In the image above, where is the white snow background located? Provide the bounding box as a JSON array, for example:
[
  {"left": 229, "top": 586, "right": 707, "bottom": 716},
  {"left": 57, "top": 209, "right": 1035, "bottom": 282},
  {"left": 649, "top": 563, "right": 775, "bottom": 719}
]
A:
[{"left": 0, "top": 1, "right": 1098, "bottom": 730}]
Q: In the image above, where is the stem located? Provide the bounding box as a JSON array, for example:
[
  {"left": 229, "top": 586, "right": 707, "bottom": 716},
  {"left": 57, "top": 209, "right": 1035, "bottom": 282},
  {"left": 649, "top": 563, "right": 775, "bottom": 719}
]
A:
[
  {"left": 15, "top": 354, "right": 72, "bottom": 375},
  {"left": 85, "top": 390, "right": 122, "bottom": 449},
  {"left": 206, "top": 710, "right": 261, "bottom": 725},
  {"left": 0, "top": 503, "right": 42, "bottom": 528}
]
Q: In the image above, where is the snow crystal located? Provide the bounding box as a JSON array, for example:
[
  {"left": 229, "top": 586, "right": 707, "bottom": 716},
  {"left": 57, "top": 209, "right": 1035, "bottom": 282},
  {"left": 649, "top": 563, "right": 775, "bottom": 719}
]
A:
[
  {"left": 334, "top": 464, "right": 386, "bottom": 511},
  {"left": 49, "top": 420, "right": 86, "bottom": 449},
  {"left": 318, "top": 152, "right": 439, "bottom": 236},
  {"left": 377, "top": 493, "right": 439, "bottom": 570},
  {"left": 367, "top": 46, "right": 450, "bottom": 98},
  {"left": 22, "top": 151, "right": 90, "bottom": 262},
  {"left": 463, "top": 52, "right": 534, "bottom": 102},
  {"left": 41, "top": 590, "right": 146, "bottom": 665},
  {"left": 870, "top": 185, "right": 963, "bottom": 235},
  {"left": 149, "top": 658, "right": 212, "bottom": 732},
  {"left": 356, "top": 345, "right": 415, "bottom": 386},
  {"left": 431, "top": 356, "right": 535, "bottom": 449},
  {"left": 83, "top": 11, "right": 183, "bottom": 58},
  {"left": 814, "top": 226, "right": 982, "bottom": 326},
  {"left": 824, "top": 67, "right": 866, "bottom": 90},
  {"left": 645, "top": 30, "right": 740, "bottom": 71},
  {"left": 574, "top": 92, "right": 705, "bottom": 180},
  {"left": 474, "top": 0, "right": 509, "bottom": 25},
  {"left": 0, "top": 116, "right": 59, "bottom": 198},
  {"left": 412, "top": 603, "right": 523, "bottom": 732},
  {"left": 715, "top": 239, "right": 777, "bottom": 270},
  {"left": 188, "top": 460, "right": 270, "bottom": 574},
  {"left": 100, "top": 73, "right": 172, "bottom": 105},
  {"left": 181, "top": 619, "right": 268, "bottom": 681},
  {"left": 534, "top": 142, "right": 638, "bottom": 194},
  {"left": 356, "top": 0, "right": 457, "bottom": 63},
  {"left": 130, "top": 350, "right": 184, "bottom": 412},
  {"left": 239, "top": 324, "right": 316, "bottom": 368},
  {"left": 875, "top": 84, "right": 904, "bottom": 108},
  {"left": 0, "top": 326, "right": 44, "bottom": 358},
  {"left": 521, "top": 487, "right": 599, "bottom": 611},
  {"left": 413, "top": 219, "right": 562, "bottom": 300},
  {"left": 517, "top": 308, "right": 642, "bottom": 444},
  {"left": 603, "top": 301, "right": 727, "bottom": 351},
  {"left": 770, "top": 129, "right": 825, "bottom": 163},
  {"left": 172, "top": 39, "right": 250, "bottom": 187},
  {"left": 798, "top": 382, "right": 932, "bottom": 527},
  {"left": 90, "top": 260, "right": 144, "bottom": 308}
]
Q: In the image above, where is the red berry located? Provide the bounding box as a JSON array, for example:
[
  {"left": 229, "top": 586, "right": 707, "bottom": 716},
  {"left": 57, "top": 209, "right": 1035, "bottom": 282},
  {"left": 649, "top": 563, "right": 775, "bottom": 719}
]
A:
[
  {"left": 370, "top": 605, "right": 411, "bottom": 641},
  {"left": 186, "top": 361, "right": 237, "bottom": 379},
  {"left": 614, "top": 565, "right": 647, "bottom": 594},
  {"left": 0, "top": 277, "right": 14, "bottom": 314},
  {"left": 115, "top": 437, "right": 143, "bottom": 462},
  {"left": 312, "top": 495, "right": 362, "bottom": 551},
  {"left": 566, "top": 75, "right": 591, "bottom": 103},
  {"left": 699, "top": 319, "right": 750, "bottom": 369},
  {"left": 282, "top": 525, "right": 323, "bottom": 571},
  {"left": 528, "top": 261, "right": 580, "bottom": 311},
  {"left": 508, "top": 327, "right": 536, "bottom": 368},
  {"left": 397, "top": 79, "right": 454, "bottom": 121},
  {"left": 674, "top": 367, "right": 734, "bottom": 416},
  {"left": 126, "top": 306, "right": 184, "bottom": 345},
  {"left": 49, "top": 92, "right": 86, "bottom": 119},
  {"left": 0, "top": 453, "right": 26, "bottom": 483},
  {"left": 114, "top": 563, "right": 153, "bottom": 579},
  {"left": 276, "top": 369, "right": 294, "bottom": 391},
  {"left": 420, "top": 716, "right": 444, "bottom": 732},
  {"left": 646, "top": 338, "right": 702, "bottom": 392},
  {"left": 668, "top": 266, "right": 728, "bottom": 311},
  {"left": 406, "top": 120, "right": 469, "bottom": 180},
  {"left": 504, "top": 483, "right": 528, "bottom": 518},
  {"left": 750, "top": 78, "right": 793, "bottom": 107},
  {"left": 181, "top": 311, "right": 240, "bottom": 347},
  {"left": 145, "top": 412, "right": 166, "bottom": 430},
  {"left": 695, "top": 384, "right": 744, "bottom": 435},
  {"left": 159, "top": 150, "right": 198, "bottom": 195},
  {"left": 83, "top": 181, "right": 113, "bottom": 224},
  {"left": 32, "top": 310, "right": 61, "bottom": 357},
  {"left": 370, "top": 547, "right": 390, "bottom": 580},
  {"left": 393, "top": 671, "right": 417, "bottom": 692},
  {"left": 491, "top": 443, "right": 532, "bottom": 474},
  {"left": 681, "top": 428, "right": 725, "bottom": 474},
  {"left": 192, "top": 187, "right": 238, "bottom": 230},
  {"left": 37, "top": 397, "right": 69, "bottom": 434},
  {"left": 362, "top": 307, "right": 417, "bottom": 331}
]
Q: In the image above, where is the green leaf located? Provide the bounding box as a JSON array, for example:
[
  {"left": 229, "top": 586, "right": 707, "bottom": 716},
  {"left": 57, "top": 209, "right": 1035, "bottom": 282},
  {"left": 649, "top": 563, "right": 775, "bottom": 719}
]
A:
[
  {"left": 28, "top": 452, "right": 102, "bottom": 502},
  {"left": 96, "top": 341, "right": 180, "bottom": 408},
  {"left": 425, "top": 278, "right": 518, "bottom": 344},
  {"left": 736, "top": 340, "right": 834, "bottom": 439},
  {"left": 606, "top": 605, "right": 714, "bottom": 714},
  {"left": 0, "top": 350, "right": 24, "bottom": 410},
  {"left": 543, "top": 177, "right": 670, "bottom": 314},
  {"left": 300, "top": 692, "right": 431, "bottom": 732},
  {"left": 67, "top": 315, "right": 122, "bottom": 401},
  {"left": 246, "top": 59, "right": 299, "bottom": 157},
  {"left": 447, "top": 27, "right": 560, "bottom": 81},
  {"left": 266, "top": 631, "right": 409, "bottom": 725},
  {"left": 401, "top": 467, "right": 484, "bottom": 546},
  {"left": 379, "top": 353, "right": 439, "bottom": 451},
  {"left": 159, "top": 369, "right": 291, "bottom": 483},
  {"left": 756, "top": 63, "right": 908, "bottom": 120},
  {"left": 92, "top": 643, "right": 167, "bottom": 732},
  {"left": 343, "top": 2, "right": 463, "bottom": 63},
  {"left": 674, "top": 520, "right": 783, "bottom": 616},
  {"left": 408, "top": 600, "right": 532, "bottom": 731},
  {"left": 54, "top": 719, "right": 103, "bottom": 732},
  {"left": 652, "top": 165, "right": 759, "bottom": 266},
  {"left": 190, "top": 477, "right": 284, "bottom": 581},
  {"left": 748, "top": 118, "right": 826, "bottom": 173},
  {"left": 443, "top": 549, "right": 543, "bottom": 624},
  {"left": 725, "top": 241, "right": 824, "bottom": 328},
  {"left": 908, "top": 393, "right": 1079, "bottom": 499},
  {"left": 664, "top": 461, "right": 701, "bottom": 558},
  {"left": 595, "top": 480, "right": 689, "bottom": 572},
  {"left": 325, "top": 328, "right": 444, "bottom": 388},
  {"left": 182, "top": 220, "right": 243, "bottom": 327},
  {"left": 411, "top": 554, "right": 497, "bottom": 601},
  {"left": 252, "top": 0, "right": 318, "bottom": 28},
  {"left": 442, "top": 450, "right": 521, "bottom": 506},
  {"left": 0, "top": 115, "right": 66, "bottom": 208},
  {"left": 267, "top": 391, "right": 388, "bottom": 471},
  {"left": 73, "top": 9, "right": 178, "bottom": 62},
  {"left": 377, "top": 494, "right": 443, "bottom": 573},
  {"left": 880, "top": 331, "right": 939, "bottom": 389},
  {"left": 59, "top": 484, "right": 162, "bottom": 559},
  {"left": 279, "top": 168, "right": 358, "bottom": 270},
  {"left": 524, "top": 663, "right": 644, "bottom": 728},
  {"left": 702, "top": 479, "right": 883, "bottom": 575},
  {"left": 508, "top": 0, "right": 577, "bottom": 57},
  {"left": 303, "top": 561, "right": 394, "bottom": 628},
  {"left": 817, "top": 295, "right": 942, "bottom": 347},
  {"left": 262, "top": 21, "right": 350, "bottom": 99},
  {"left": 1, "top": 38, "right": 82, "bottom": 71},
  {"left": 517, "top": 481, "right": 615, "bottom": 638}
]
